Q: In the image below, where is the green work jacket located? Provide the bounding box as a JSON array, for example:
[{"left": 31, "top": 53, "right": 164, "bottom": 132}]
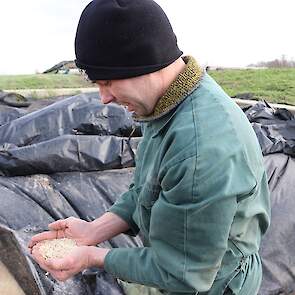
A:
[{"left": 104, "top": 57, "right": 270, "bottom": 295}]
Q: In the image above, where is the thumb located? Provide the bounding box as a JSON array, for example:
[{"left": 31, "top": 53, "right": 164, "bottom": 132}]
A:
[
  {"left": 28, "top": 231, "right": 57, "bottom": 248},
  {"left": 48, "top": 219, "right": 68, "bottom": 231}
]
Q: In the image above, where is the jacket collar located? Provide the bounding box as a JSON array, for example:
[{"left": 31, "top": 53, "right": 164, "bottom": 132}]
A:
[{"left": 134, "top": 56, "right": 203, "bottom": 123}]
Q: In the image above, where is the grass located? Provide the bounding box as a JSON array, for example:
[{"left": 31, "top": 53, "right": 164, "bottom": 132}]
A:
[
  {"left": 0, "top": 74, "right": 93, "bottom": 90},
  {"left": 0, "top": 69, "right": 295, "bottom": 104},
  {"left": 208, "top": 68, "right": 295, "bottom": 105}
]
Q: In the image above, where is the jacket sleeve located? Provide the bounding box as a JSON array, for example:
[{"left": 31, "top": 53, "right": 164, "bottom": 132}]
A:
[
  {"left": 107, "top": 184, "right": 140, "bottom": 236},
  {"left": 105, "top": 154, "right": 257, "bottom": 293}
]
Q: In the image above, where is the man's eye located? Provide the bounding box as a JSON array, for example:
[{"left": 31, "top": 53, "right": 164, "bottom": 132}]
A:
[{"left": 99, "top": 81, "right": 111, "bottom": 86}]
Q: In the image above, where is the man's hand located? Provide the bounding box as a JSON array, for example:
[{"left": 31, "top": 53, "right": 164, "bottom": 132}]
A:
[
  {"left": 28, "top": 217, "right": 94, "bottom": 251},
  {"left": 28, "top": 213, "right": 130, "bottom": 254},
  {"left": 31, "top": 243, "right": 110, "bottom": 282}
]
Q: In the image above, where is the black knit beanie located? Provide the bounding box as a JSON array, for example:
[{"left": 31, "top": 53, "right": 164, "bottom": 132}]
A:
[{"left": 75, "top": 0, "right": 183, "bottom": 80}]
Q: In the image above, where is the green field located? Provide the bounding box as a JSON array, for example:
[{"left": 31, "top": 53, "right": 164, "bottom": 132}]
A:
[
  {"left": 208, "top": 68, "right": 295, "bottom": 105},
  {"left": 0, "top": 74, "right": 92, "bottom": 90},
  {"left": 0, "top": 69, "right": 295, "bottom": 104}
]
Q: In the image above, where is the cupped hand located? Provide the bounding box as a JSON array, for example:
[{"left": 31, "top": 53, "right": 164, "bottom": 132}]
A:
[
  {"left": 28, "top": 217, "right": 94, "bottom": 251},
  {"left": 31, "top": 243, "right": 110, "bottom": 282}
]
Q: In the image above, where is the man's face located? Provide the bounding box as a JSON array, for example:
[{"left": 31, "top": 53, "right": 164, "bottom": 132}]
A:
[{"left": 95, "top": 74, "right": 158, "bottom": 117}]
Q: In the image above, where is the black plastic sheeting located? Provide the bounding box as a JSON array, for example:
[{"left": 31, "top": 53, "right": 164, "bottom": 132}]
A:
[
  {"left": 0, "top": 105, "right": 27, "bottom": 126},
  {"left": 0, "top": 92, "right": 142, "bottom": 177},
  {"left": 240, "top": 101, "right": 295, "bottom": 295},
  {"left": 245, "top": 101, "right": 295, "bottom": 157},
  {"left": 0, "top": 169, "right": 141, "bottom": 295},
  {"left": 0, "top": 95, "right": 295, "bottom": 295},
  {"left": 0, "top": 91, "right": 31, "bottom": 108},
  {"left": 259, "top": 154, "right": 295, "bottom": 295},
  {"left": 0, "top": 93, "right": 143, "bottom": 295},
  {"left": 0, "top": 92, "right": 141, "bottom": 147},
  {"left": 0, "top": 135, "right": 140, "bottom": 176}
]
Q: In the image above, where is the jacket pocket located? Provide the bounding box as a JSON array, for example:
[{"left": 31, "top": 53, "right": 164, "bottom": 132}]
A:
[
  {"left": 138, "top": 179, "right": 161, "bottom": 208},
  {"left": 137, "top": 181, "right": 161, "bottom": 236}
]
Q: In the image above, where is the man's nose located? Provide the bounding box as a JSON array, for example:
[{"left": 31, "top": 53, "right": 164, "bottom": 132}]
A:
[{"left": 99, "top": 88, "right": 115, "bottom": 104}]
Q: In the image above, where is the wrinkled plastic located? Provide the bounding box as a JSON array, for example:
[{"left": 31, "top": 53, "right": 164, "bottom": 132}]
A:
[
  {"left": 245, "top": 101, "right": 295, "bottom": 156},
  {"left": 1, "top": 96, "right": 295, "bottom": 295},
  {"left": 0, "top": 92, "right": 30, "bottom": 107},
  {"left": 259, "top": 154, "right": 295, "bottom": 295},
  {"left": 0, "top": 92, "right": 142, "bottom": 176},
  {"left": 0, "top": 105, "right": 27, "bottom": 126},
  {"left": 0, "top": 93, "right": 143, "bottom": 294},
  {"left": 0, "top": 135, "right": 140, "bottom": 176},
  {"left": 0, "top": 169, "right": 141, "bottom": 295},
  {"left": 0, "top": 92, "right": 141, "bottom": 147}
]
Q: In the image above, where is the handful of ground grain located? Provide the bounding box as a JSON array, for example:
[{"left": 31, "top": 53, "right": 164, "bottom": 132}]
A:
[{"left": 38, "top": 238, "right": 77, "bottom": 260}]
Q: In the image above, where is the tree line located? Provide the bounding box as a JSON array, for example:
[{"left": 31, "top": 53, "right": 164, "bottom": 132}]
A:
[{"left": 248, "top": 55, "right": 295, "bottom": 68}]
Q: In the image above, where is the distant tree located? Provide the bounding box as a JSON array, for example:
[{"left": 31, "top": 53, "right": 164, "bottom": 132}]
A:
[{"left": 248, "top": 55, "right": 295, "bottom": 68}]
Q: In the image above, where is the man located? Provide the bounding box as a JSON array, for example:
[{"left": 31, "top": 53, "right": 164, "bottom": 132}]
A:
[{"left": 29, "top": 1, "right": 270, "bottom": 294}]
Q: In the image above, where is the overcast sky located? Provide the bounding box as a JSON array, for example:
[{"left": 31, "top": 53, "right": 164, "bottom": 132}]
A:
[{"left": 0, "top": 0, "right": 294, "bottom": 75}]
